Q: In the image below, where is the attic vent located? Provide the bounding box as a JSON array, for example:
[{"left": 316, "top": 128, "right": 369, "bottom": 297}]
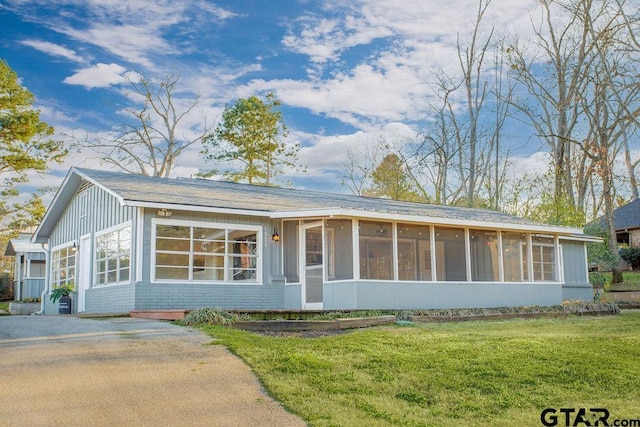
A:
[{"left": 78, "top": 180, "right": 94, "bottom": 193}]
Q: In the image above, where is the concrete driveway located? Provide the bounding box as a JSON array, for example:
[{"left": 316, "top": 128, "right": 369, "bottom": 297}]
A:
[{"left": 0, "top": 315, "right": 305, "bottom": 427}]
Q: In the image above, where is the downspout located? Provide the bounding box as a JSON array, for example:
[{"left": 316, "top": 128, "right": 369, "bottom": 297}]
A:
[{"left": 34, "top": 243, "right": 50, "bottom": 315}]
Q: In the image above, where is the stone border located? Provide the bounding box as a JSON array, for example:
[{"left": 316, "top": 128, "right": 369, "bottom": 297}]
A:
[
  {"left": 408, "top": 311, "right": 600, "bottom": 323},
  {"left": 229, "top": 315, "right": 396, "bottom": 332}
]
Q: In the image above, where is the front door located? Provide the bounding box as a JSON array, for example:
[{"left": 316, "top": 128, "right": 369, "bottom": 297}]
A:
[
  {"left": 302, "top": 222, "right": 323, "bottom": 310},
  {"left": 77, "top": 234, "right": 91, "bottom": 313}
]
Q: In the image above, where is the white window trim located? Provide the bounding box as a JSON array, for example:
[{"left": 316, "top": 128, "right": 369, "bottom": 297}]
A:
[
  {"left": 151, "top": 218, "right": 263, "bottom": 285},
  {"left": 94, "top": 221, "right": 133, "bottom": 287},
  {"left": 50, "top": 241, "right": 77, "bottom": 290}
]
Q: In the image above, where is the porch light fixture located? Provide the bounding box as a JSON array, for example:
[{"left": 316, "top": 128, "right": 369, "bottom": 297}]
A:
[
  {"left": 72, "top": 241, "right": 78, "bottom": 253},
  {"left": 157, "top": 208, "right": 172, "bottom": 217},
  {"left": 271, "top": 227, "right": 280, "bottom": 242}
]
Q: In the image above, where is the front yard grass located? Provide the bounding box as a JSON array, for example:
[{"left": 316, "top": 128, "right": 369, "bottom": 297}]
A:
[{"left": 204, "top": 312, "right": 640, "bottom": 427}]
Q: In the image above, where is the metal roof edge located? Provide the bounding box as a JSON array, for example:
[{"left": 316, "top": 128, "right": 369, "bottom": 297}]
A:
[
  {"left": 126, "top": 200, "right": 272, "bottom": 217},
  {"left": 271, "top": 207, "right": 585, "bottom": 235}
]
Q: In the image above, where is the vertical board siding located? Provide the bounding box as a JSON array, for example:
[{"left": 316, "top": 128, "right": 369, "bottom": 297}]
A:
[
  {"left": 561, "top": 241, "right": 588, "bottom": 283},
  {"left": 49, "top": 183, "right": 135, "bottom": 248}
]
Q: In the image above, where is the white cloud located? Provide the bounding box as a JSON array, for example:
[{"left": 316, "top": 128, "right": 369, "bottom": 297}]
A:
[
  {"left": 63, "top": 63, "right": 128, "bottom": 88},
  {"left": 20, "top": 39, "right": 85, "bottom": 63}
]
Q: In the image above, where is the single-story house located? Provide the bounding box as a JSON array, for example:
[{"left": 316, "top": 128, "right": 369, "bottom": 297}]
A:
[
  {"left": 33, "top": 167, "right": 597, "bottom": 315},
  {"left": 4, "top": 233, "right": 46, "bottom": 300},
  {"left": 609, "top": 198, "right": 640, "bottom": 247}
]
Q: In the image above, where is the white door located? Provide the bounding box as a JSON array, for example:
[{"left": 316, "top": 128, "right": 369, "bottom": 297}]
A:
[
  {"left": 301, "top": 222, "right": 324, "bottom": 310},
  {"left": 77, "top": 234, "right": 91, "bottom": 313}
]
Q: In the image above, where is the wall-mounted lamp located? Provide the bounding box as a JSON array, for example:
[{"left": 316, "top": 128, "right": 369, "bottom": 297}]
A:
[
  {"left": 71, "top": 241, "right": 78, "bottom": 253},
  {"left": 271, "top": 227, "right": 280, "bottom": 242},
  {"left": 157, "top": 208, "right": 172, "bottom": 217}
]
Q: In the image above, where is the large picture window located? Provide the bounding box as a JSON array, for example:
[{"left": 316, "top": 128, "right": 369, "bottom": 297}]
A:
[
  {"left": 95, "top": 225, "right": 131, "bottom": 286},
  {"left": 51, "top": 245, "right": 76, "bottom": 289},
  {"left": 153, "top": 220, "right": 259, "bottom": 283}
]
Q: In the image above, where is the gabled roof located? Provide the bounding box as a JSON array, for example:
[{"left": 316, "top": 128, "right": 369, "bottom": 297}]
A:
[
  {"left": 34, "top": 167, "right": 586, "bottom": 242},
  {"left": 611, "top": 198, "right": 640, "bottom": 231},
  {"left": 4, "top": 237, "right": 45, "bottom": 256}
]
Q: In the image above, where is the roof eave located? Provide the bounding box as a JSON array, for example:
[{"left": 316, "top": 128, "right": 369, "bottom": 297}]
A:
[{"left": 271, "top": 208, "right": 585, "bottom": 235}]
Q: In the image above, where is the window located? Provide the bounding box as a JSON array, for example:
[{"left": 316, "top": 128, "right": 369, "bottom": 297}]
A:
[
  {"left": 397, "top": 224, "right": 432, "bottom": 281},
  {"left": 502, "top": 232, "right": 529, "bottom": 282},
  {"left": 153, "top": 220, "right": 259, "bottom": 283},
  {"left": 532, "top": 236, "right": 556, "bottom": 282},
  {"left": 434, "top": 227, "right": 466, "bottom": 281},
  {"left": 359, "top": 221, "right": 393, "bottom": 280},
  {"left": 95, "top": 225, "right": 131, "bottom": 286},
  {"left": 51, "top": 245, "right": 76, "bottom": 288},
  {"left": 470, "top": 229, "right": 499, "bottom": 281},
  {"left": 28, "top": 260, "right": 46, "bottom": 278}
]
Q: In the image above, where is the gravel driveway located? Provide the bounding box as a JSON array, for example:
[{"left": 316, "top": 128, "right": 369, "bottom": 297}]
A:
[{"left": 0, "top": 315, "right": 305, "bottom": 427}]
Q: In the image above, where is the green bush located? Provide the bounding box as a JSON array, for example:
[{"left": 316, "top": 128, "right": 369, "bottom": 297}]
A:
[
  {"left": 590, "top": 272, "right": 608, "bottom": 288},
  {"left": 619, "top": 247, "right": 640, "bottom": 269},
  {"left": 0, "top": 272, "right": 13, "bottom": 300},
  {"left": 179, "top": 307, "right": 239, "bottom": 326}
]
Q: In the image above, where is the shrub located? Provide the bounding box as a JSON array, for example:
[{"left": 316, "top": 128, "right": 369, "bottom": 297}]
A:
[
  {"left": 179, "top": 307, "right": 239, "bottom": 326},
  {"left": 0, "top": 273, "right": 13, "bottom": 300},
  {"left": 590, "top": 272, "right": 608, "bottom": 288},
  {"left": 619, "top": 247, "right": 640, "bottom": 270}
]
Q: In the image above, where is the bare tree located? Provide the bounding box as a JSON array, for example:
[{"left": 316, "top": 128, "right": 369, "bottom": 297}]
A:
[
  {"left": 77, "top": 71, "right": 211, "bottom": 177},
  {"left": 576, "top": 0, "right": 640, "bottom": 283},
  {"left": 506, "top": 0, "right": 595, "bottom": 218}
]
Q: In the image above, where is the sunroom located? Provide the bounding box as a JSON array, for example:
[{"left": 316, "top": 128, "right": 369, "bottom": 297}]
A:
[{"left": 279, "top": 216, "right": 583, "bottom": 310}]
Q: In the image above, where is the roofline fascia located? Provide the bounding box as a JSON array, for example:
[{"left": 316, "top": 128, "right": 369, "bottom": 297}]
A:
[
  {"left": 73, "top": 168, "right": 126, "bottom": 206},
  {"left": 32, "top": 169, "right": 77, "bottom": 242},
  {"left": 125, "top": 200, "right": 272, "bottom": 217},
  {"left": 559, "top": 235, "right": 604, "bottom": 243},
  {"left": 270, "top": 207, "right": 585, "bottom": 235}
]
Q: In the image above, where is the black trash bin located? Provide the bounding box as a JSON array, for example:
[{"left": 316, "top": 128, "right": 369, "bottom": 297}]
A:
[{"left": 58, "top": 295, "right": 72, "bottom": 314}]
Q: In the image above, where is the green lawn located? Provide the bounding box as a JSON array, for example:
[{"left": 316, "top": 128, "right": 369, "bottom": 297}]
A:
[
  {"left": 203, "top": 312, "right": 640, "bottom": 427},
  {"left": 591, "top": 271, "right": 640, "bottom": 291}
]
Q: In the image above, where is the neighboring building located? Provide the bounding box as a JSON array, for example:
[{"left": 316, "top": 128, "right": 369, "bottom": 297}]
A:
[
  {"left": 4, "top": 233, "right": 46, "bottom": 300},
  {"left": 33, "top": 168, "right": 597, "bottom": 315},
  {"left": 610, "top": 198, "right": 640, "bottom": 247}
]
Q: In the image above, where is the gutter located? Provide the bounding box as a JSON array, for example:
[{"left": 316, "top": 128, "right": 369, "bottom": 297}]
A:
[{"left": 33, "top": 243, "right": 50, "bottom": 316}]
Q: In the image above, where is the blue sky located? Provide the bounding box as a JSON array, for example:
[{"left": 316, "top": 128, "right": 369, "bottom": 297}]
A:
[{"left": 1, "top": 0, "right": 549, "bottom": 195}]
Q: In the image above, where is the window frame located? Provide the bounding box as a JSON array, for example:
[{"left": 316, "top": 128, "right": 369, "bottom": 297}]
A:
[
  {"left": 50, "top": 242, "right": 77, "bottom": 290},
  {"left": 151, "top": 218, "right": 263, "bottom": 285},
  {"left": 94, "top": 221, "right": 132, "bottom": 287}
]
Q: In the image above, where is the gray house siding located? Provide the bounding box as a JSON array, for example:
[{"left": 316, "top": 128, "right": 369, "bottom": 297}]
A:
[
  {"left": 45, "top": 183, "right": 137, "bottom": 314},
  {"left": 49, "top": 183, "right": 135, "bottom": 248},
  {"left": 323, "top": 281, "right": 563, "bottom": 310},
  {"left": 560, "top": 240, "right": 592, "bottom": 301}
]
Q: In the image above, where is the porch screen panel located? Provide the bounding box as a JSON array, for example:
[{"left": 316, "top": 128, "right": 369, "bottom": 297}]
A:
[
  {"left": 469, "top": 229, "right": 498, "bottom": 281},
  {"left": 502, "top": 232, "right": 529, "bottom": 282},
  {"left": 359, "top": 221, "right": 392, "bottom": 280},
  {"left": 397, "top": 224, "right": 431, "bottom": 281},
  {"left": 326, "top": 219, "right": 353, "bottom": 281},
  {"left": 434, "top": 227, "right": 466, "bottom": 281}
]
